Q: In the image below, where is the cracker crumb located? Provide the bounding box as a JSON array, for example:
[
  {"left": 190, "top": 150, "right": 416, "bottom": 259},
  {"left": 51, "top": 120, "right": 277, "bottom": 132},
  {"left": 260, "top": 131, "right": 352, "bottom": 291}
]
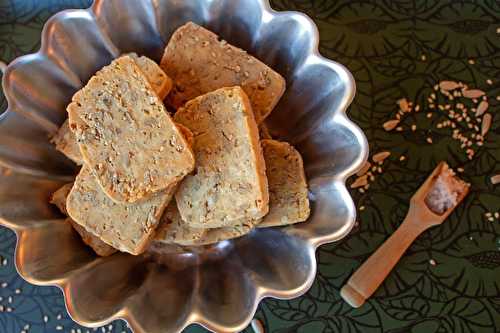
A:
[
  {"left": 373, "top": 151, "right": 390, "bottom": 163},
  {"left": 383, "top": 119, "right": 400, "bottom": 131},
  {"left": 251, "top": 319, "right": 265, "bottom": 333},
  {"left": 357, "top": 161, "right": 372, "bottom": 176}
]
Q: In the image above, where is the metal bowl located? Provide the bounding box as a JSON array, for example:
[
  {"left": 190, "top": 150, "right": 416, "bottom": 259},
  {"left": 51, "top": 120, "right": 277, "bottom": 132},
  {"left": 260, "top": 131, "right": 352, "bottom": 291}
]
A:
[{"left": 0, "top": 0, "right": 368, "bottom": 332}]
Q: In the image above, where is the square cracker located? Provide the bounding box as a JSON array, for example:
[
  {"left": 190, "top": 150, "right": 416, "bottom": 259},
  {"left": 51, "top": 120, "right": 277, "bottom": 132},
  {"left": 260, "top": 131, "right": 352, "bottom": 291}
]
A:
[
  {"left": 154, "top": 201, "right": 259, "bottom": 246},
  {"left": 52, "top": 120, "right": 193, "bottom": 166},
  {"left": 127, "top": 53, "right": 173, "bottom": 100},
  {"left": 66, "top": 166, "right": 175, "bottom": 255},
  {"left": 67, "top": 55, "right": 194, "bottom": 203},
  {"left": 161, "top": 22, "right": 285, "bottom": 123},
  {"left": 50, "top": 184, "right": 117, "bottom": 257},
  {"left": 258, "top": 140, "right": 310, "bottom": 227},
  {"left": 155, "top": 139, "right": 309, "bottom": 246},
  {"left": 174, "top": 87, "right": 269, "bottom": 228},
  {"left": 50, "top": 119, "right": 84, "bottom": 165},
  {"left": 154, "top": 201, "right": 205, "bottom": 246},
  {"left": 52, "top": 55, "right": 174, "bottom": 165}
]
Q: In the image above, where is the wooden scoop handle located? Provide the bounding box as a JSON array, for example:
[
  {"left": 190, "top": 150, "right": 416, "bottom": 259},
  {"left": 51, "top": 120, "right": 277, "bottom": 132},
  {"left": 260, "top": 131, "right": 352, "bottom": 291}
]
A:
[{"left": 340, "top": 216, "right": 427, "bottom": 308}]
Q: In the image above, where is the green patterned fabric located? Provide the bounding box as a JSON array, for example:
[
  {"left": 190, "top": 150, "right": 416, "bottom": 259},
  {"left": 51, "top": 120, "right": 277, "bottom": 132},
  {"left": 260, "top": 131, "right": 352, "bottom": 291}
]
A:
[{"left": 0, "top": 1, "right": 499, "bottom": 332}]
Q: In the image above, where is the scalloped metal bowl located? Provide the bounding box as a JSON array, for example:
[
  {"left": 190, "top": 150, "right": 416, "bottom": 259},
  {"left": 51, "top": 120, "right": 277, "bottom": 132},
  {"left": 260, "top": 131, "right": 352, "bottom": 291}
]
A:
[{"left": 0, "top": 0, "right": 367, "bottom": 332}]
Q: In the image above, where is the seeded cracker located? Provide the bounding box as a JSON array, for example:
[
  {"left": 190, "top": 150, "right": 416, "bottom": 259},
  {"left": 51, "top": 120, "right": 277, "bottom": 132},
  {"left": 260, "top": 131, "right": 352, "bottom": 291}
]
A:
[
  {"left": 50, "top": 183, "right": 73, "bottom": 216},
  {"left": 50, "top": 120, "right": 83, "bottom": 165},
  {"left": 127, "top": 53, "right": 173, "bottom": 100},
  {"left": 155, "top": 201, "right": 261, "bottom": 246},
  {"left": 189, "top": 220, "right": 258, "bottom": 245},
  {"left": 67, "top": 56, "right": 194, "bottom": 203},
  {"left": 161, "top": 22, "right": 285, "bottom": 123},
  {"left": 67, "top": 218, "right": 117, "bottom": 257},
  {"left": 174, "top": 87, "right": 269, "bottom": 228},
  {"left": 154, "top": 201, "right": 205, "bottom": 245},
  {"left": 66, "top": 166, "right": 175, "bottom": 255},
  {"left": 258, "top": 140, "right": 310, "bottom": 227},
  {"left": 50, "top": 184, "right": 116, "bottom": 257},
  {"left": 155, "top": 140, "right": 309, "bottom": 245},
  {"left": 53, "top": 120, "right": 193, "bottom": 165},
  {"left": 52, "top": 55, "right": 173, "bottom": 164}
]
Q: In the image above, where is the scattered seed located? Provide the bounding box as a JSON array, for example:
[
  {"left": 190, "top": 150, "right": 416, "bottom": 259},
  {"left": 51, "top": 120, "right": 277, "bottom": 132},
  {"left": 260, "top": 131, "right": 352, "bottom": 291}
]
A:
[
  {"left": 468, "top": 59, "right": 475, "bottom": 65},
  {"left": 399, "top": 155, "right": 406, "bottom": 161},
  {"left": 351, "top": 175, "right": 368, "bottom": 188},
  {"left": 398, "top": 98, "right": 409, "bottom": 112},
  {"left": 359, "top": 206, "right": 365, "bottom": 211},
  {"left": 429, "top": 259, "right": 436, "bottom": 266},
  {"left": 426, "top": 137, "right": 433, "bottom": 144},
  {"left": 411, "top": 124, "right": 417, "bottom": 131},
  {"left": 495, "top": 212, "right": 499, "bottom": 219},
  {"left": 373, "top": 151, "right": 391, "bottom": 163},
  {"left": 396, "top": 126, "right": 403, "bottom": 131},
  {"left": 462, "top": 89, "right": 485, "bottom": 99},
  {"left": 427, "top": 113, "right": 433, "bottom": 118},
  {"left": 439, "top": 80, "right": 460, "bottom": 91},
  {"left": 421, "top": 54, "right": 427, "bottom": 61},
  {"left": 383, "top": 119, "right": 400, "bottom": 131},
  {"left": 491, "top": 174, "right": 500, "bottom": 185},
  {"left": 357, "top": 161, "right": 371, "bottom": 176},
  {"left": 486, "top": 79, "right": 493, "bottom": 85},
  {"left": 481, "top": 113, "right": 492, "bottom": 136}
]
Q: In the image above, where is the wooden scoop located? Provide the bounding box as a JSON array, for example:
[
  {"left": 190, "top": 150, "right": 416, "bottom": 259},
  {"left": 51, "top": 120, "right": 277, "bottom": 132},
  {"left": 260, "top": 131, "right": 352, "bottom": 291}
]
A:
[{"left": 340, "top": 162, "right": 469, "bottom": 308}]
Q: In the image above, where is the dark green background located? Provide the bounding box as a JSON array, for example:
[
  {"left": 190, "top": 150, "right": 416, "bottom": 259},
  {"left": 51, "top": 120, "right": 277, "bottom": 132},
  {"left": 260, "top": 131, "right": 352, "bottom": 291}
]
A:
[{"left": 1, "top": 1, "right": 499, "bottom": 332}]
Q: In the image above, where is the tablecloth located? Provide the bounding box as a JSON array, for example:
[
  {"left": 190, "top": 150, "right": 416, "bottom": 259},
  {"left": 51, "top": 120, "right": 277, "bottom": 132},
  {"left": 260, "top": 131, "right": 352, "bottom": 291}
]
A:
[{"left": 0, "top": 1, "right": 499, "bottom": 332}]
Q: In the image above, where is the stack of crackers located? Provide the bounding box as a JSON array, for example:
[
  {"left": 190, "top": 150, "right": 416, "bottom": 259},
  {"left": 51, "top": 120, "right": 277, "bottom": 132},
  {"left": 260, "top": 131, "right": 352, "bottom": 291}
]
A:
[{"left": 50, "top": 22, "right": 310, "bottom": 256}]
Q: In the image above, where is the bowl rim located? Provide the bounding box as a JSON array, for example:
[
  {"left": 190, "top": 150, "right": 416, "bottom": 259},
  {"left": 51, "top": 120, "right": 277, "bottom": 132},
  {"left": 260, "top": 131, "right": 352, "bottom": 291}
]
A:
[{"left": 0, "top": 0, "right": 369, "bottom": 332}]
